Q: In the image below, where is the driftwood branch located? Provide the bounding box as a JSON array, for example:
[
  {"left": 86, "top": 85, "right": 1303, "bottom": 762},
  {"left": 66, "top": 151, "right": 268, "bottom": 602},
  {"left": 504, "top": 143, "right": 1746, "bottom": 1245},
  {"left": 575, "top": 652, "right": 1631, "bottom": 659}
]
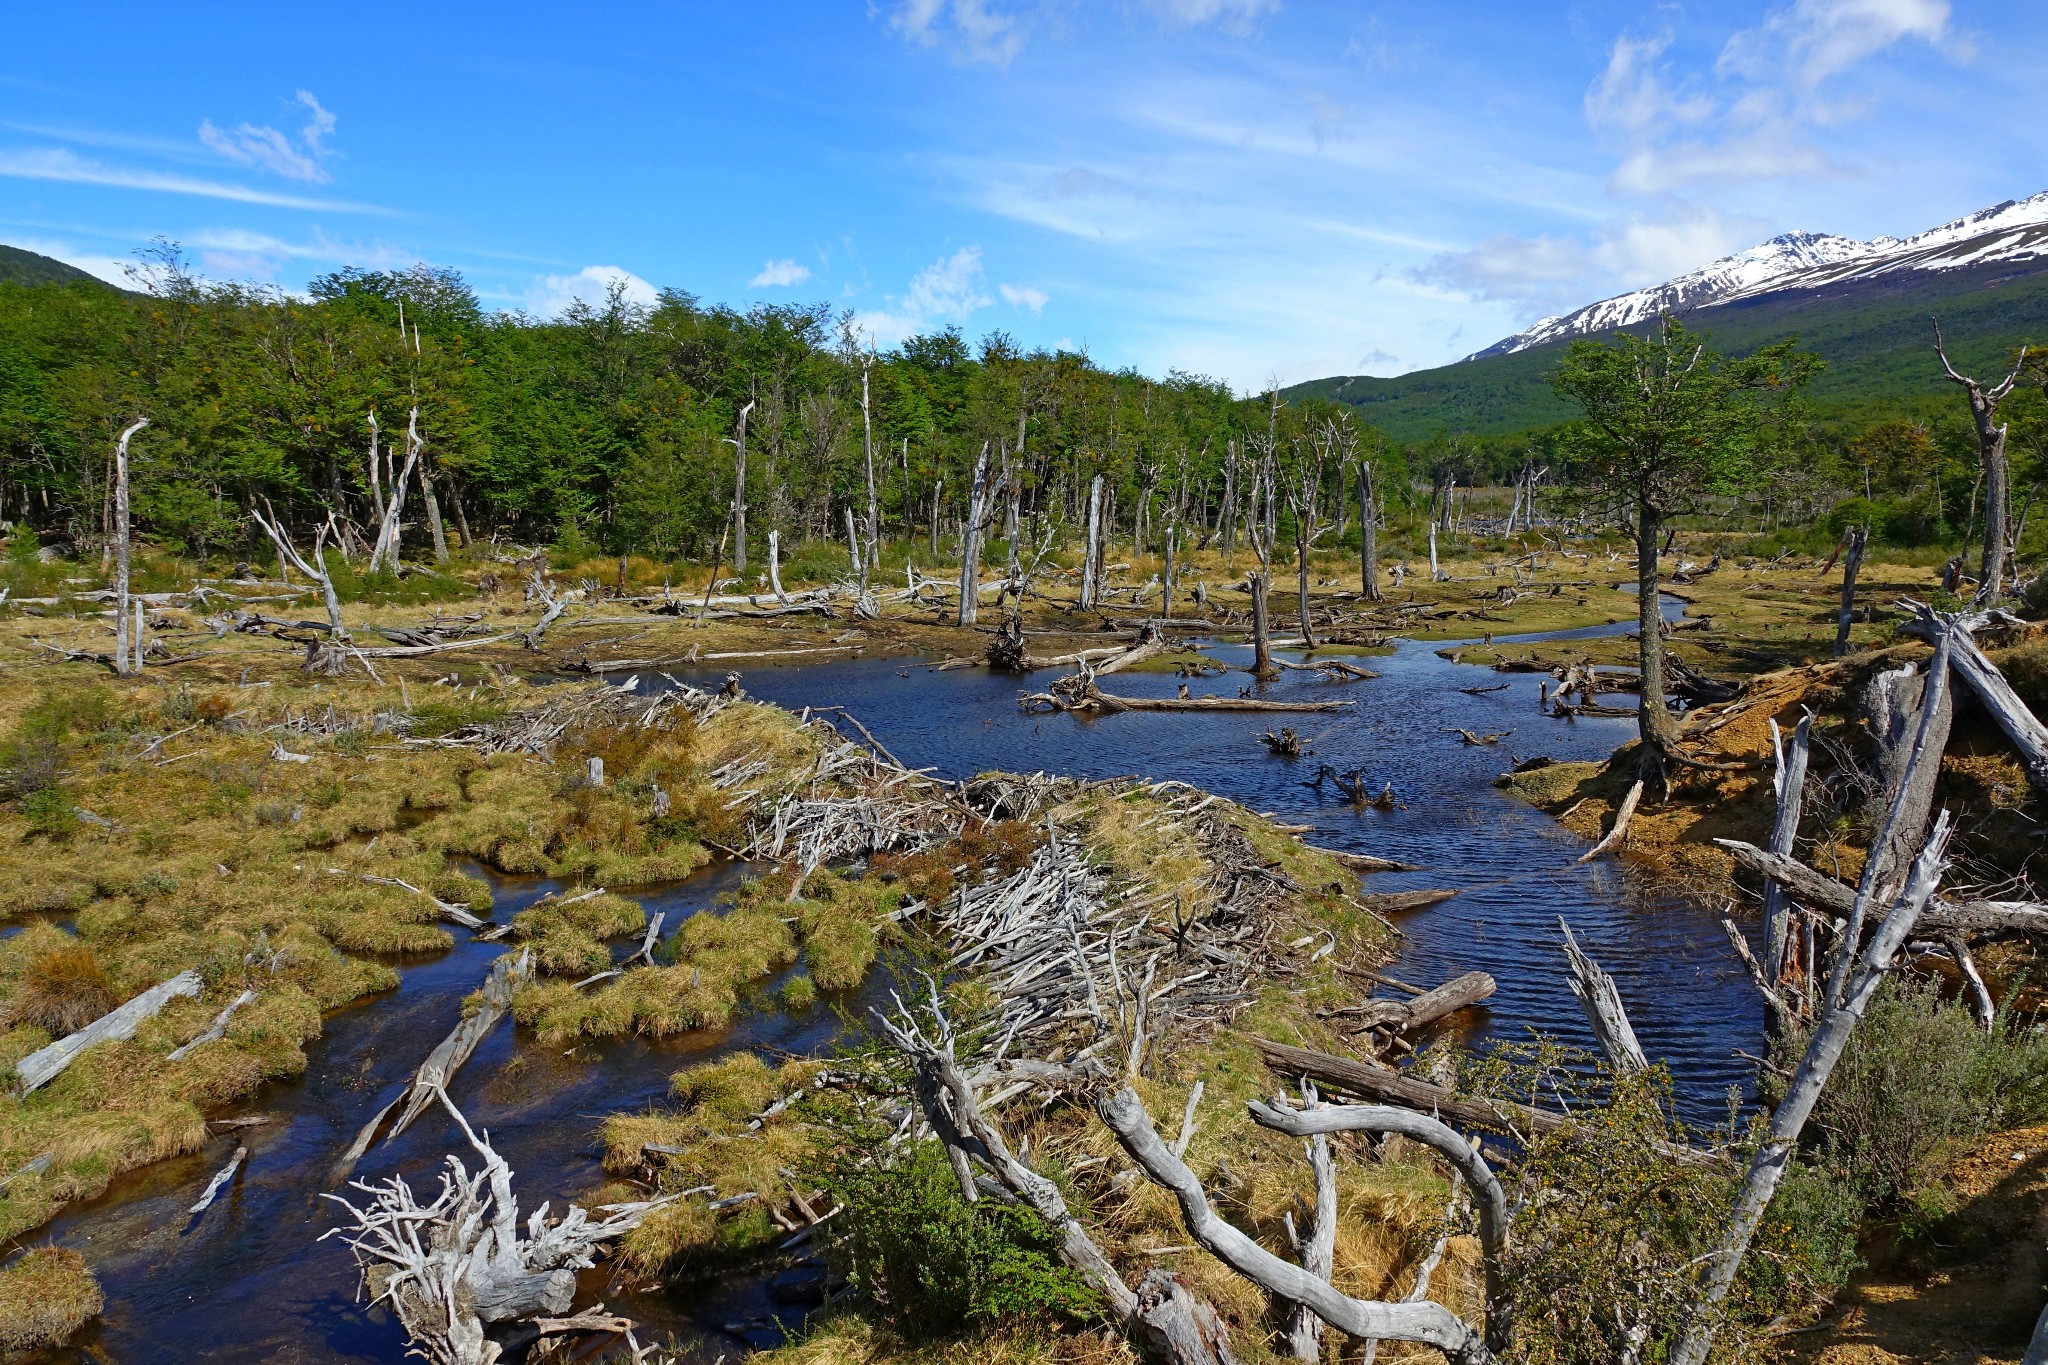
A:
[
  {"left": 13, "top": 969, "right": 203, "bottom": 1094},
  {"left": 1558, "top": 920, "right": 1646, "bottom": 1073}
]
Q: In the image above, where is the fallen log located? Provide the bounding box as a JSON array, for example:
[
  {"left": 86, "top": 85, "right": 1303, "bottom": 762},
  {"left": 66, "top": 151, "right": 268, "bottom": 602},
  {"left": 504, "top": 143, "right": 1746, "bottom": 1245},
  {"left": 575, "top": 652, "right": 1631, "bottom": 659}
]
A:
[
  {"left": 14, "top": 969, "right": 204, "bottom": 1094},
  {"left": 1250, "top": 1036, "right": 1564, "bottom": 1137},
  {"left": 1574, "top": 779, "right": 1643, "bottom": 864},
  {"left": 1337, "top": 970, "right": 1495, "bottom": 1033},
  {"left": 1023, "top": 683, "right": 1352, "bottom": 714},
  {"left": 1716, "top": 839, "right": 2048, "bottom": 938},
  {"left": 189, "top": 1145, "right": 247, "bottom": 1215},
  {"left": 379, "top": 950, "right": 531, "bottom": 1145},
  {"left": 1300, "top": 844, "right": 1423, "bottom": 873},
  {"left": 1900, "top": 599, "right": 2048, "bottom": 791},
  {"left": 168, "top": 988, "right": 258, "bottom": 1062}
]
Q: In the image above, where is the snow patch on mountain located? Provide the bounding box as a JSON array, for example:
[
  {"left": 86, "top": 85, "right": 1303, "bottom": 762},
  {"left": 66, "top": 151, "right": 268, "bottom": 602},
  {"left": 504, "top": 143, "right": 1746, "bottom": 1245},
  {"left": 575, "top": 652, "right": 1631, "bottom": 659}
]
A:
[{"left": 1469, "top": 189, "right": 2048, "bottom": 360}]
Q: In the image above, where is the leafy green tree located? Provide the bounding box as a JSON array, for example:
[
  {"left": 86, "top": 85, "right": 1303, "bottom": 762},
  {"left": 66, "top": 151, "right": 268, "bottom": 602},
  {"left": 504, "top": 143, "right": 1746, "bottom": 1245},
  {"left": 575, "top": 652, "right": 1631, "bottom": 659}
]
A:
[{"left": 1550, "top": 317, "right": 1820, "bottom": 759}]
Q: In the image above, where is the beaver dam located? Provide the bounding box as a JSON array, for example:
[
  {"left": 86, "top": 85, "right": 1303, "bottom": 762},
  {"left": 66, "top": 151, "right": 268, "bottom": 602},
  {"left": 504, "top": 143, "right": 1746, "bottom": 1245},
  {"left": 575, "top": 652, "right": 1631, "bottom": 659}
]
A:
[{"left": 3, "top": 540, "right": 2046, "bottom": 1365}]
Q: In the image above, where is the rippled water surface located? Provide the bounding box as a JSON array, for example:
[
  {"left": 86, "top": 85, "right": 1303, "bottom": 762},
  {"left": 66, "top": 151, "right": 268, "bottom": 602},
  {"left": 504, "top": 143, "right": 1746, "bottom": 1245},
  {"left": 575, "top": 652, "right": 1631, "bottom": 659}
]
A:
[{"left": 28, "top": 600, "right": 1764, "bottom": 1361}]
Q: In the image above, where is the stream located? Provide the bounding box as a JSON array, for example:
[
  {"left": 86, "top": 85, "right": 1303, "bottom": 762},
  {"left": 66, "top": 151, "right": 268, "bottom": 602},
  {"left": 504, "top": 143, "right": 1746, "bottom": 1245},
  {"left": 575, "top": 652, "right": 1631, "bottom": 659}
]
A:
[{"left": 24, "top": 596, "right": 1764, "bottom": 1362}]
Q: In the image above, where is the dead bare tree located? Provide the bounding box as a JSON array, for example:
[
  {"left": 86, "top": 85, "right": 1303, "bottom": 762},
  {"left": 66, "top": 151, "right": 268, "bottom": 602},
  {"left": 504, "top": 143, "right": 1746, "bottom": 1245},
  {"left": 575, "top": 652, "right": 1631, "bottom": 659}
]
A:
[
  {"left": 1359, "top": 459, "right": 1382, "bottom": 602},
  {"left": 250, "top": 502, "right": 350, "bottom": 670},
  {"left": 110, "top": 417, "right": 148, "bottom": 677},
  {"left": 1933, "top": 320, "right": 2030, "bottom": 602},
  {"left": 725, "top": 399, "right": 755, "bottom": 576},
  {"left": 958, "top": 441, "right": 993, "bottom": 626},
  {"left": 1833, "top": 524, "right": 1867, "bottom": 655},
  {"left": 368, "top": 408, "right": 423, "bottom": 575},
  {"left": 1080, "top": 473, "right": 1105, "bottom": 610}
]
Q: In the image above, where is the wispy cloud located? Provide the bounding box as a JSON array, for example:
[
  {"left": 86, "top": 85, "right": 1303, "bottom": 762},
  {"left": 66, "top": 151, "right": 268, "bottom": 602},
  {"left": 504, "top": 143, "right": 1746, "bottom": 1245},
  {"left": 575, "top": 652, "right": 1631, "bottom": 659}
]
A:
[
  {"left": 855, "top": 246, "right": 993, "bottom": 345},
  {"left": 886, "top": 0, "right": 1284, "bottom": 66},
  {"left": 748, "top": 258, "right": 812, "bottom": 287},
  {"left": 525, "top": 264, "right": 659, "bottom": 317},
  {"left": 998, "top": 281, "right": 1049, "bottom": 312},
  {"left": 199, "top": 90, "right": 337, "bottom": 183},
  {"left": 0, "top": 146, "right": 386, "bottom": 212}
]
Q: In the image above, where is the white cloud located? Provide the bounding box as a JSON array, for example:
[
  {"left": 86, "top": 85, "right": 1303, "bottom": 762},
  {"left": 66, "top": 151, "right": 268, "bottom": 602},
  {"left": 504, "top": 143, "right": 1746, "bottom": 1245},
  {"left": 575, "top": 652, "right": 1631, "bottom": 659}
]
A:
[
  {"left": 1588, "top": 3, "right": 1964, "bottom": 197},
  {"left": 890, "top": 0, "right": 1027, "bottom": 66},
  {"left": 1141, "top": 0, "right": 1277, "bottom": 30},
  {"left": 1416, "top": 203, "right": 1763, "bottom": 319},
  {"left": 199, "top": 90, "right": 337, "bottom": 183},
  {"left": 748, "top": 258, "right": 812, "bottom": 288},
  {"left": 855, "top": 246, "right": 993, "bottom": 345},
  {"left": 525, "top": 265, "right": 660, "bottom": 317},
  {"left": 998, "top": 281, "right": 1048, "bottom": 312},
  {"left": 0, "top": 146, "right": 383, "bottom": 211}
]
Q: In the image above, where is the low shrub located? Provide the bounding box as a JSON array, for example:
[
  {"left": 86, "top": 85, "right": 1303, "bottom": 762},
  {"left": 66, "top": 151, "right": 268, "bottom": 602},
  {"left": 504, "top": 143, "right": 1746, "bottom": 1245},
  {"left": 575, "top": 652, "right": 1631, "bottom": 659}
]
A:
[
  {"left": 0, "top": 1246, "right": 104, "bottom": 1351},
  {"left": 821, "top": 1139, "right": 1098, "bottom": 1338},
  {"left": 3, "top": 943, "right": 116, "bottom": 1034}
]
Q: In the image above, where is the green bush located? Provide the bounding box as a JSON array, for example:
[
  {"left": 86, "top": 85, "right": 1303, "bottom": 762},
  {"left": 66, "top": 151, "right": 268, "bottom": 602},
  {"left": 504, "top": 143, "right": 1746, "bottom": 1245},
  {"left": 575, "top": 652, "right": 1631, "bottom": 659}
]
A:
[
  {"left": 1773, "top": 975, "right": 2048, "bottom": 1207},
  {"left": 820, "top": 1139, "right": 1098, "bottom": 1338}
]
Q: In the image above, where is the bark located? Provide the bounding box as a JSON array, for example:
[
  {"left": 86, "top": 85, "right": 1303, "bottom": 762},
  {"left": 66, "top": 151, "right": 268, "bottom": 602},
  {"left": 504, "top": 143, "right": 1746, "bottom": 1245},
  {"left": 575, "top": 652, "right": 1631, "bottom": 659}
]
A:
[
  {"left": 420, "top": 461, "right": 451, "bottom": 565},
  {"left": 1635, "top": 499, "right": 1677, "bottom": 750},
  {"left": 1860, "top": 657, "right": 1954, "bottom": 907},
  {"left": 1099, "top": 1088, "right": 1495, "bottom": 1364},
  {"left": 251, "top": 505, "right": 349, "bottom": 644},
  {"left": 14, "top": 969, "right": 202, "bottom": 1093},
  {"left": 1281, "top": 1093, "right": 1338, "bottom": 1360},
  {"left": 768, "top": 528, "right": 788, "bottom": 603}
]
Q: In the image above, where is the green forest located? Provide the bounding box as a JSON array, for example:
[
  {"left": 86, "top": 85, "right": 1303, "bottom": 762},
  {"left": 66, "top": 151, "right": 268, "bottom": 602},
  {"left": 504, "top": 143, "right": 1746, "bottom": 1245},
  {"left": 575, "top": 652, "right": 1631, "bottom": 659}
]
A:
[{"left": 2, "top": 243, "right": 2044, "bottom": 571}]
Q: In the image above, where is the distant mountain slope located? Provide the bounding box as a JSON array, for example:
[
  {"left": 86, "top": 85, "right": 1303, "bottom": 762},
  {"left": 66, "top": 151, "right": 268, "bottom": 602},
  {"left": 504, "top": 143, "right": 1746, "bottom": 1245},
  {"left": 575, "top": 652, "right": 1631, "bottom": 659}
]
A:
[
  {"left": 1288, "top": 255, "right": 2048, "bottom": 442},
  {"left": 1468, "top": 189, "right": 2048, "bottom": 359},
  {"left": 0, "top": 244, "right": 117, "bottom": 290}
]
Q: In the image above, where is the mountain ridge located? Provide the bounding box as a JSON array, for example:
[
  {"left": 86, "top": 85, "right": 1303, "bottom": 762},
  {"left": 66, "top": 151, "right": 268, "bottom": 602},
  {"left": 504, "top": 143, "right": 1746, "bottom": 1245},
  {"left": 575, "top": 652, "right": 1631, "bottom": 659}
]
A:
[{"left": 1466, "top": 188, "right": 2048, "bottom": 359}]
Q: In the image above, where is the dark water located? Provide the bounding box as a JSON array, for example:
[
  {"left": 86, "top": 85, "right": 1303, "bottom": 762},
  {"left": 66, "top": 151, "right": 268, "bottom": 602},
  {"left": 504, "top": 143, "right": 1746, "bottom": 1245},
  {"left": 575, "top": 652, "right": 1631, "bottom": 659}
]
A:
[{"left": 22, "top": 596, "right": 1764, "bottom": 1361}]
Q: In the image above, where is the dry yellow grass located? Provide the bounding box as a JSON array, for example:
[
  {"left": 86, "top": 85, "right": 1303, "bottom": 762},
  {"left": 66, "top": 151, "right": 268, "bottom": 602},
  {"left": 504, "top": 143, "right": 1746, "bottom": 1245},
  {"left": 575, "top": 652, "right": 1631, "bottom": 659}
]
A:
[{"left": 0, "top": 1245, "right": 104, "bottom": 1351}]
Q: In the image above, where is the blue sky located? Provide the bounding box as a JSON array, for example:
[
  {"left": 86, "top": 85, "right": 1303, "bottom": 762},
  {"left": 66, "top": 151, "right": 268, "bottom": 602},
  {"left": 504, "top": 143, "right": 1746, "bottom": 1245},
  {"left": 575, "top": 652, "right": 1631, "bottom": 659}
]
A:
[{"left": 4, "top": 1, "right": 2045, "bottom": 389}]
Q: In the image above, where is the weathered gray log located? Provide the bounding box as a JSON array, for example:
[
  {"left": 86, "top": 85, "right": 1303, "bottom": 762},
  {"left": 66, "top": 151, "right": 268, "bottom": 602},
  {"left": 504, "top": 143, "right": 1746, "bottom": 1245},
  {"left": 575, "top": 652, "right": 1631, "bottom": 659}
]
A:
[
  {"left": 169, "top": 988, "right": 258, "bottom": 1062},
  {"left": 1280, "top": 1084, "right": 1338, "bottom": 1361},
  {"left": 1026, "top": 684, "right": 1353, "bottom": 714},
  {"left": 1099, "top": 1088, "right": 1495, "bottom": 1364},
  {"left": 1251, "top": 1097, "right": 1511, "bottom": 1354},
  {"left": 1344, "top": 970, "right": 1495, "bottom": 1034},
  {"left": 1558, "top": 921, "right": 1647, "bottom": 1073},
  {"left": 1761, "top": 714, "right": 1813, "bottom": 977},
  {"left": 1300, "top": 844, "right": 1422, "bottom": 873},
  {"left": 14, "top": 969, "right": 203, "bottom": 1094},
  {"left": 1902, "top": 604, "right": 2048, "bottom": 791},
  {"left": 386, "top": 950, "right": 532, "bottom": 1140},
  {"left": 1251, "top": 1036, "right": 1564, "bottom": 1136},
  {"left": 1575, "top": 779, "right": 1644, "bottom": 864},
  {"left": 1716, "top": 839, "right": 2048, "bottom": 938},
  {"left": 1940, "top": 932, "right": 1996, "bottom": 1032}
]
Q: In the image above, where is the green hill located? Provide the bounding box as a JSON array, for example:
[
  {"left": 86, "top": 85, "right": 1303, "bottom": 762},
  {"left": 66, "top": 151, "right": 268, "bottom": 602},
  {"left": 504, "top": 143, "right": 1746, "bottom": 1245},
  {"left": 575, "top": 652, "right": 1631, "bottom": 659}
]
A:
[
  {"left": 1288, "top": 259, "right": 2048, "bottom": 441},
  {"left": 0, "top": 245, "right": 118, "bottom": 291}
]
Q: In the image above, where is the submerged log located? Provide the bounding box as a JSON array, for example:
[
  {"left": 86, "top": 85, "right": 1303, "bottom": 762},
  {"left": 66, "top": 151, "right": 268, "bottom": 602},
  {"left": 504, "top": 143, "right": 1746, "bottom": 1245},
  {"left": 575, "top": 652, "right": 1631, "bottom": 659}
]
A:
[
  {"left": 1300, "top": 844, "right": 1423, "bottom": 873},
  {"left": 1023, "top": 680, "right": 1351, "bottom": 714},
  {"left": 1355, "top": 888, "right": 1457, "bottom": 915},
  {"left": 14, "top": 969, "right": 203, "bottom": 1094},
  {"left": 372, "top": 950, "right": 532, "bottom": 1148},
  {"left": 1250, "top": 1036, "right": 1565, "bottom": 1136}
]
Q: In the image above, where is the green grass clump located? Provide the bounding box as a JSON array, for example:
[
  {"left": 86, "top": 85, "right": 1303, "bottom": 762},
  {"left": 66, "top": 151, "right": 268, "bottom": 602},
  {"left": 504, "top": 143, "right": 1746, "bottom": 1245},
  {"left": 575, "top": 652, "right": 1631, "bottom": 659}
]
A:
[{"left": 0, "top": 1245, "right": 104, "bottom": 1350}]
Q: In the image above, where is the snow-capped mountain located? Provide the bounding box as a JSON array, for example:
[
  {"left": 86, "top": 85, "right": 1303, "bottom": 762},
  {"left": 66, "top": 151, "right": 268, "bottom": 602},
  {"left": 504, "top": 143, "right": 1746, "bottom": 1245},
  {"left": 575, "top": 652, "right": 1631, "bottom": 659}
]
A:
[{"left": 1467, "top": 189, "right": 2048, "bottom": 360}]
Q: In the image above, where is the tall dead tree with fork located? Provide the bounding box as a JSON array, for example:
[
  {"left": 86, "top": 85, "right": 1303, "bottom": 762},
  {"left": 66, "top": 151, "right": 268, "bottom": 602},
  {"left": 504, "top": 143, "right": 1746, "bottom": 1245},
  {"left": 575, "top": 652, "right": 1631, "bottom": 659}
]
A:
[
  {"left": 251, "top": 502, "right": 351, "bottom": 671},
  {"left": 1932, "top": 320, "right": 2030, "bottom": 603},
  {"left": 958, "top": 441, "right": 993, "bottom": 626},
  {"left": 367, "top": 408, "right": 424, "bottom": 575},
  {"left": 109, "top": 417, "right": 148, "bottom": 677}
]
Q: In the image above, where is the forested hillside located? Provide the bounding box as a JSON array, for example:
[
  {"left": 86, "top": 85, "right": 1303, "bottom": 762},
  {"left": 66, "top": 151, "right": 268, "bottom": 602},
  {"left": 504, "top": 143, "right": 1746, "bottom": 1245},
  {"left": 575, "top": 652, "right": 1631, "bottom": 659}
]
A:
[
  {"left": 2, "top": 243, "right": 2043, "bottom": 569},
  {"left": 1290, "top": 257, "right": 2048, "bottom": 442}
]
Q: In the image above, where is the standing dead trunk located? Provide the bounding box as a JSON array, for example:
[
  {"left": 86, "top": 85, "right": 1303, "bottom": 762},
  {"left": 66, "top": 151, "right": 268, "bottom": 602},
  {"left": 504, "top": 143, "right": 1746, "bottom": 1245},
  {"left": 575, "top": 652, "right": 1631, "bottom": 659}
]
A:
[
  {"left": 861, "top": 356, "right": 881, "bottom": 571},
  {"left": 110, "top": 417, "right": 147, "bottom": 677},
  {"left": 1834, "top": 525, "right": 1866, "bottom": 656},
  {"left": 1162, "top": 524, "right": 1176, "bottom": 619},
  {"left": 1081, "top": 475, "right": 1105, "bottom": 610},
  {"left": 1427, "top": 522, "right": 1440, "bottom": 581},
  {"left": 1761, "top": 714, "right": 1814, "bottom": 979},
  {"left": 1360, "top": 463, "right": 1381, "bottom": 601},
  {"left": 958, "top": 441, "right": 992, "bottom": 627},
  {"left": 1933, "top": 321, "right": 2028, "bottom": 603},
  {"left": 729, "top": 400, "right": 754, "bottom": 577},
  {"left": 768, "top": 528, "right": 789, "bottom": 603},
  {"left": 368, "top": 409, "right": 423, "bottom": 576},
  {"left": 1635, "top": 498, "right": 1677, "bottom": 751},
  {"left": 251, "top": 504, "right": 349, "bottom": 647},
  {"left": 420, "top": 460, "right": 451, "bottom": 565},
  {"left": 1251, "top": 572, "right": 1275, "bottom": 680},
  {"left": 366, "top": 410, "right": 386, "bottom": 527}
]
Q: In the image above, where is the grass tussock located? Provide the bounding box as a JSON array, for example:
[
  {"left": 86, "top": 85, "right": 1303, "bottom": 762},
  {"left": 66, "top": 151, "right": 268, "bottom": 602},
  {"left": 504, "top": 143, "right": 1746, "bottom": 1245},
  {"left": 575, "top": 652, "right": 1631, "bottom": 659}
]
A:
[{"left": 0, "top": 1246, "right": 104, "bottom": 1351}]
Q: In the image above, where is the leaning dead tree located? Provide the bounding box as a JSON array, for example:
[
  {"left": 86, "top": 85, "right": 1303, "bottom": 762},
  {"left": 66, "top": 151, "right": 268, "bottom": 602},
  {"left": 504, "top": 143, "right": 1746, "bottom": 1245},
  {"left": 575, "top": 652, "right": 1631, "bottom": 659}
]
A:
[
  {"left": 323, "top": 1089, "right": 677, "bottom": 1365},
  {"left": 1932, "top": 320, "right": 2029, "bottom": 602},
  {"left": 249, "top": 501, "right": 352, "bottom": 672},
  {"left": 367, "top": 408, "right": 424, "bottom": 576}
]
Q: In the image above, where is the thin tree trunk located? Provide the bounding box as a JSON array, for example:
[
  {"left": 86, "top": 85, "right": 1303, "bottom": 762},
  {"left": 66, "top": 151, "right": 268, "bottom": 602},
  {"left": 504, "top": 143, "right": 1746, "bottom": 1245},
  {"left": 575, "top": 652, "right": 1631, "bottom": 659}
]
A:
[
  {"left": 1834, "top": 525, "right": 1866, "bottom": 656},
  {"left": 421, "top": 462, "right": 451, "bottom": 565},
  {"left": 1360, "top": 463, "right": 1381, "bottom": 601},
  {"left": 111, "top": 417, "right": 147, "bottom": 678},
  {"left": 1296, "top": 535, "right": 1316, "bottom": 648},
  {"left": 1761, "top": 715, "right": 1813, "bottom": 979},
  {"left": 959, "top": 442, "right": 991, "bottom": 626},
  {"left": 1636, "top": 498, "right": 1677, "bottom": 750},
  {"left": 1251, "top": 572, "right": 1275, "bottom": 679},
  {"left": 861, "top": 362, "right": 880, "bottom": 571},
  {"left": 1081, "top": 475, "right": 1104, "bottom": 610},
  {"left": 730, "top": 401, "right": 753, "bottom": 576}
]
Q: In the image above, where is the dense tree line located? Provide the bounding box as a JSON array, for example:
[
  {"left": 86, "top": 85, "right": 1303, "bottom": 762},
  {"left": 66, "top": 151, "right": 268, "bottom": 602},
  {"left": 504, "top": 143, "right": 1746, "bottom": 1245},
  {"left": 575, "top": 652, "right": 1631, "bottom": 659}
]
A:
[{"left": 0, "top": 245, "right": 2041, "bottom": 572}]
